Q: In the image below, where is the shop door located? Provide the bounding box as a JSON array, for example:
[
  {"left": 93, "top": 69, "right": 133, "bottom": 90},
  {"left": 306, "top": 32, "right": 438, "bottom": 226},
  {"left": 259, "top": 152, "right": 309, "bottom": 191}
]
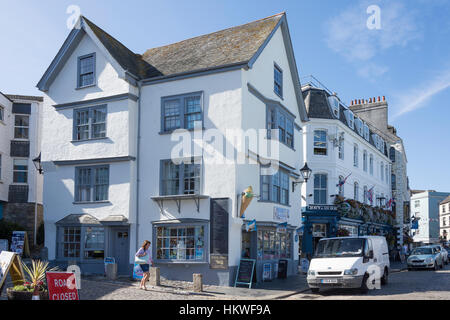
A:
[{"left": 112, "top": 228, "right": 130, "bottom": 274}]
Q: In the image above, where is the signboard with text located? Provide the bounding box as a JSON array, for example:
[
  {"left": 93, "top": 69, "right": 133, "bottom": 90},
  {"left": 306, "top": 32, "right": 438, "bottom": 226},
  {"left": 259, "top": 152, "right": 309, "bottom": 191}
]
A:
[
  {"left": 273, "top": 207, "right": 289, "bottom": 221},
  {"left": 0, "top": 251, "right": 25, "bottom": 290},
  {"left": 307, "top": 205, "right": 337, "bottom": 211},
  {"left": 46, "top": 272, "right": 79, "bottom": 300}
]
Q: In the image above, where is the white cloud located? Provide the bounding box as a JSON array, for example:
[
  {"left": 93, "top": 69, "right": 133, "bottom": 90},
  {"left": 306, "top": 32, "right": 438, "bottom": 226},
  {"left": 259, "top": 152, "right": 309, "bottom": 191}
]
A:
[
  {"left": 391, "top": 70, "right": 450, "bottom": 120},
  {"left": 324, "top": 1, "right": 421, "bottom": 78}
]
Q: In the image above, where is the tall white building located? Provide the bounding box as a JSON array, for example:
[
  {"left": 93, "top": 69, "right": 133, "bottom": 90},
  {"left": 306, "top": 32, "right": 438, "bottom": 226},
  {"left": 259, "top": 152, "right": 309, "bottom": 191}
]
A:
[
  {"left": 37, "top": 13, "right": 309, "bottom": 285},
  {"left": 0, "top": 92, "right": 44, "bottom": 244},
  {"left": 299, "top": 83, "right": 393, "bottom": 255},
  {"left": 439, "top": 196, "right": 450, "bottom": 241}
]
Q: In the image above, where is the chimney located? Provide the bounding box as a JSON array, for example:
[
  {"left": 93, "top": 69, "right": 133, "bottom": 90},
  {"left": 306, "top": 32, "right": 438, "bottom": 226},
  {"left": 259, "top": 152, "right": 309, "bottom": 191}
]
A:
[
  {"left": 383, "top": 96, "right": 386, "bottom": 101},
  {"left": 378, "top": 96, "right": 380, "bottom": 102}
]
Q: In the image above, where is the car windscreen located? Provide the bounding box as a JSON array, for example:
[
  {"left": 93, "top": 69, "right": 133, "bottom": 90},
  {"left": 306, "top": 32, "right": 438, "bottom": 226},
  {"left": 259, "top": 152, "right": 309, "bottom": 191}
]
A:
[
  {"left": 411, "top": 248, "right": 433, "bottom": 255},
  {"left": 314, "top": 238, "right": 364, "bottom": 258}
]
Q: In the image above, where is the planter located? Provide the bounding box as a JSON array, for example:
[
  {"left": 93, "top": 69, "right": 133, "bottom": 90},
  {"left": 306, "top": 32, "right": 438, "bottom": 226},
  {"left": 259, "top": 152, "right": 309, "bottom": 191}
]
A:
[{"left": 6, "top": 288, "right": 49, "bottom": 300}]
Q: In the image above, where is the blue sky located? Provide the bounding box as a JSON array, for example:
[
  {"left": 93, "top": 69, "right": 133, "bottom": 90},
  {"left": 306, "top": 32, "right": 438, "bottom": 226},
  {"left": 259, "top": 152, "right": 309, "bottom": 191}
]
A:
[{"left": 0, "top": 0, "right": 449, "bottom": 192}]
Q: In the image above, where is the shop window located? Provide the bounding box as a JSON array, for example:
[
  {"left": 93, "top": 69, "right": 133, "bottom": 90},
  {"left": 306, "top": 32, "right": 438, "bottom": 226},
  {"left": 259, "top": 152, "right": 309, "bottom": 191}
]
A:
[
  {"left": 62, "top": 227, "right": 81, "bottom": 258},
  {"left": 156, "top": 225, "right": 205, "bottom": 261},
  {"left": 257, "top": 229, "right": 291, "bottom": 260},
  {"left": 84, "top": 227, "right": 105, "bottom": 260}
]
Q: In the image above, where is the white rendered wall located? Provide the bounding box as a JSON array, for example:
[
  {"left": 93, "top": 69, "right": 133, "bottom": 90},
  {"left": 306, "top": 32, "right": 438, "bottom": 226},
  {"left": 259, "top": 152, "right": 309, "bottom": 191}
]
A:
[{"left": 0, "top": 95, "right": 12, "bottom": 202}]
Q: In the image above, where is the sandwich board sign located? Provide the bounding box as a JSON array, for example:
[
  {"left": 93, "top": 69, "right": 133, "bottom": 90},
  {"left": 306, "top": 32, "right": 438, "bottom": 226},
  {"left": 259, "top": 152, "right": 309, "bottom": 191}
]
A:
[
  {"left": 46, "top": 272, "right": 79, "bottom": 300},
  {"left": 0, "top": 251, "right": 25, "bottom": 290},
  {"left": 234, "top": 259, "right": 255, "bottom": 288},
  {"left": 10, "top": 231, "right": 30, "bottom": 257}
]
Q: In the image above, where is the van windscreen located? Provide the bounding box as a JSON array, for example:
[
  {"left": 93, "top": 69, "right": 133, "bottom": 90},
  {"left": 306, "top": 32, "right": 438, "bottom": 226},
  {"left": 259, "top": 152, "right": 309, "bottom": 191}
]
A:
[{"left": 314, "top": 238, "right": 365, "bottom": 258}]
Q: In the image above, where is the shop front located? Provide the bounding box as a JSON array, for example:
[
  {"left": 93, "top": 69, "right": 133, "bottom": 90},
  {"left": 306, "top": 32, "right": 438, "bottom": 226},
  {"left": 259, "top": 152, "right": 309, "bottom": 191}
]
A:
[
  {"left": 241, "top": 221, "right": 296, "bottom": 283},
  {"left": 301, "top": 205, "right": 395, "bottom": 256}
]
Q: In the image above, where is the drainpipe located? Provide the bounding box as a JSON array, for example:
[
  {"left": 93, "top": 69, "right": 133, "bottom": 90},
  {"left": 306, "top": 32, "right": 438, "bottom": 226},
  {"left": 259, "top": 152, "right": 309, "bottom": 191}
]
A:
[{"left": 135, "top": 80, "right": 142, "bottom": 252}]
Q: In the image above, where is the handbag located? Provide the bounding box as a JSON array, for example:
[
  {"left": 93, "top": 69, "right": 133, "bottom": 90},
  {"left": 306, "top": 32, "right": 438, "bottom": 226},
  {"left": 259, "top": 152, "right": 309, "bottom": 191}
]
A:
[{"left": 135, "top": 253, "right": 148, "bottom": 264}]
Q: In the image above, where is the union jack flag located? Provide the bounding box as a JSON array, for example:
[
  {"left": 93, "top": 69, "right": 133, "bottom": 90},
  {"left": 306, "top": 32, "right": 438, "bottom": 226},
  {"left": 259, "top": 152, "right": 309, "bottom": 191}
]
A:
[
  {"left": 336, "top": 173, "right": 352, "bottom": 187},
  {"left": 386, "top": 198, "right": 396, "bottom": 210},
  {"left": 367, "top": 187, "right": 374, "bottom": 204}
]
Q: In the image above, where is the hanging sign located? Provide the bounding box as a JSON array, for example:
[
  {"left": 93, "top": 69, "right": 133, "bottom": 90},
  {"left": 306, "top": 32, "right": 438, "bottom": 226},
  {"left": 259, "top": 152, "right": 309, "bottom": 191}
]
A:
[
  {"left": 0, "top": 251, "right": 25, "bottom": 290},
  {"left": 46, "top": 272, "right": 79, "bottom": 300},
  {"left": 245, "top": 220, "right": 257, "bottom": 232},
  {"left": 239, "top": 186, "right": 254, "bottom": 218}
]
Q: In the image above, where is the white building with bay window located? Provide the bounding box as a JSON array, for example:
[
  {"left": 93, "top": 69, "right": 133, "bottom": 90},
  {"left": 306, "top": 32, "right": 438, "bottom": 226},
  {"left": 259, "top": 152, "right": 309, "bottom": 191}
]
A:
[
  {"left": 37, "top": 13, "right": 309, "bottom": 285},
  {"left": 301, "top": 83, "right": 392, "bottom": 208}
]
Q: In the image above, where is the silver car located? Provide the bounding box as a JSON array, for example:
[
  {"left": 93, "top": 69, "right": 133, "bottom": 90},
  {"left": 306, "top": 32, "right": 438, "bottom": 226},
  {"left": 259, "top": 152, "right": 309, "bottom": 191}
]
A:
[
  {"left": 433, "top": 245, "right": 449, "bottom": 264},
  {"left": 407, "top": 246, "right": 444, "bottom": 271}
]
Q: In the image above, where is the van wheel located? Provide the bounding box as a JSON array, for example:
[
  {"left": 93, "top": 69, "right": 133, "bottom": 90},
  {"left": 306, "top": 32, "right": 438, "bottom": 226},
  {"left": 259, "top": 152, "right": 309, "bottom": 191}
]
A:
[
  {"left": 381, "top": 268, "right": 388, "bottom": 285},
  {"left": 360, "top": 274, "right": 369, "bottom": 294},
  {"left": 310, "top": 288, "right": 319, "bottom": 294}
]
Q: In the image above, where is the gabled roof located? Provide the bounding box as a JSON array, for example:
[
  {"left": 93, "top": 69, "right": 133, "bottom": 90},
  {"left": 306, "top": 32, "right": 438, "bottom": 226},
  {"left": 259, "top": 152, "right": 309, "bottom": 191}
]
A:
[{"left": 141, "top": 13, "right": 284, "bottom": 77}]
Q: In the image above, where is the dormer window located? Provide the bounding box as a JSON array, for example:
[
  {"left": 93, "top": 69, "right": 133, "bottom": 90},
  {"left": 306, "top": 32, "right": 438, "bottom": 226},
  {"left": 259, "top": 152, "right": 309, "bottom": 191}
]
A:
[
  {"left": 77, "top": 53, "right": 96, "bottom": 88},
  {"left": 355, "top": 118, "right": 363, "bottom": 136},
  {"left": 327, "top": 96, "right": 340, "bottom": 118},
  {"left": 363, "top": 124, "right": 370, "bottom": 141},
  {"left": 344, "top": 109, "right": 354, "bottom": 129}
]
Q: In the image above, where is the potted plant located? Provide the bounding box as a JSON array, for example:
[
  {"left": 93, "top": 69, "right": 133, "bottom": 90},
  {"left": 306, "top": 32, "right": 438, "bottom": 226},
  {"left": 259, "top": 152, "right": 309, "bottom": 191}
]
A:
[{"left": 7, "top": 260, "right": 58, "bottom": 300}]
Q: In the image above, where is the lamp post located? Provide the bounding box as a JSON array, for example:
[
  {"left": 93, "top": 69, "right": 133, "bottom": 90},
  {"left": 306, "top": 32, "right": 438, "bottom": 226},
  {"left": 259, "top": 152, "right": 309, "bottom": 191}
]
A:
[
  {"left": 32, "top": 153, "right": 43, "bottom": 246},
  {"left": 292, "top": 163, "right": 312, "bottom": 192},
  {"left": 377, "top": 196, "right": 386, "bottom": 208}
]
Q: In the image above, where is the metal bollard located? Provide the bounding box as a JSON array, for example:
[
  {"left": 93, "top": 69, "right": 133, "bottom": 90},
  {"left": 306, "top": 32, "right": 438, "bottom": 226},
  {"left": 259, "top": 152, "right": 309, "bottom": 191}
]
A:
[
  {"left": 193, "top": 273, "right": 203, "bottom": 292},
  {"left": 149, "top": 267, "right": 160, "bottom": 286}
]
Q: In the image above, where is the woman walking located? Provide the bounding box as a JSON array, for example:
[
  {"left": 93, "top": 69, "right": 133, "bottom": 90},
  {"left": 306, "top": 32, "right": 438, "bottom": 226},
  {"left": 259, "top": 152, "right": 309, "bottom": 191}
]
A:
[{"left": 135, "top": 240, "right": 153, "bottom": 290}]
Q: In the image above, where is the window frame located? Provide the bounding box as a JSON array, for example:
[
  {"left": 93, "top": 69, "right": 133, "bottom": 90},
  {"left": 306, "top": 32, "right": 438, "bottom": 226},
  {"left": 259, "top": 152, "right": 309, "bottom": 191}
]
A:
[
  {"left": 153, "top": 222, "right": 208, "bottom": 263},
  {"left": 74, "top": 165, "right": 110, "bottom": 203},
  {"left": 160, "top": 158, "right": 202, "bottom": 196},
  {"left": 14, "top": 114, "right": 30, "bottom": 140},
  {"left": 363, "top": 150, "right": 368, "bottom": 172},
  {"left": 266, "top": 104, "right": 295, "bottom": 149},
  {"left": 353, "top": 144, "right": 359, "bottom": 168},
  {"left": 274, "top": 63, "right": 283, "bottom": 99},
  {"left": 77, "top": 52, "right": 96, "bottom": 89},
  {"left": 0, "top": 105, "right": 4, "bottom": 122},
  {"left": 313, "top": 130, "right": 328, "bottom": 156},
  {"left": 260, "top": 165, "right": 290, "bottom": 206},
  {"left": 72, "top": 105, "right": 107, "bottom": 141},
  {"left": 313, "top": 173, "right": 328, "bottom": 205},
  {"left": 12, "top": 158, "right": 28, "bottom": 184},
  {"left": 160, "top": 92, "right": 204, "bottom": 133},
  {"left": 56, "top": 225, "right": 105, "bottom": 261}
]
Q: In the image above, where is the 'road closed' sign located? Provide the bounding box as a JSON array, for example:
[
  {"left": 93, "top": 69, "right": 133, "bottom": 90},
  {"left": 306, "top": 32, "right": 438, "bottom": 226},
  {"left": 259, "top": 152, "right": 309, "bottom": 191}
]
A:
[{"left": 46, "top": 272, "right": 79, "bottom": 300}]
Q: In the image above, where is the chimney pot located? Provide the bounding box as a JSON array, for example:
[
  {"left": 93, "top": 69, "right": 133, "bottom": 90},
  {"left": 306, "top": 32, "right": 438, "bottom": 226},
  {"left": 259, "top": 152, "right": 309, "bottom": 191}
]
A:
[
  {"left": 383, "top": 96, "right": 386, "bottom": 101},
  {"left": 373, "top": 97, "right": 375, "bottom": 103},
  {"left": 378, "top": 96, "right": 380, "bottom": 102},
  {"left": 369, "top": 98, "right": 372, "bottom": 103}
]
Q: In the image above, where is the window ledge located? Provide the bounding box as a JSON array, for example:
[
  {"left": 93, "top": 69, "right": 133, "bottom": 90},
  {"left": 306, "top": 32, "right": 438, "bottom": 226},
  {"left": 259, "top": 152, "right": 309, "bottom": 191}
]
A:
[
  {"left": 73, "top": 201, "right": 111, "bottom": 205},
  {"left": 75, "top": 84, "right": 96, "bottom": 90},
  {"left": 159, "top": 127, "right": 205, "bottom": 135},
  {"left": 71, "top": 137, "right": 109, "bottom": 143}
]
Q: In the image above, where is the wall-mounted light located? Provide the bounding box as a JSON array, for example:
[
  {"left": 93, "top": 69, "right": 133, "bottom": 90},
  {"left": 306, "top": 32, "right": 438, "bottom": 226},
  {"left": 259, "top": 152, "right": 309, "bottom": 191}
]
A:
[{"left": 32, "top": 152, "right": 43, "bottom": 175}]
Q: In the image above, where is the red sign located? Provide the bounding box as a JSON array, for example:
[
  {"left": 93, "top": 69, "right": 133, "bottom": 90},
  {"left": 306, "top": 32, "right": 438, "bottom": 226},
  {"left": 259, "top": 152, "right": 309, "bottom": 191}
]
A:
[{"left": 46, "top": 272, "right": 79, "bottom": 300}]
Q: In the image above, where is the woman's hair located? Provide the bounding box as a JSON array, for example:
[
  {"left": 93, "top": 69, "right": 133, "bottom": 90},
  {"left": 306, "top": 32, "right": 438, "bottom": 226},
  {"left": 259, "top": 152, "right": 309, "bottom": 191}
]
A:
[{"left": 141, "top": 240, "right": 151, "bottom": 249}]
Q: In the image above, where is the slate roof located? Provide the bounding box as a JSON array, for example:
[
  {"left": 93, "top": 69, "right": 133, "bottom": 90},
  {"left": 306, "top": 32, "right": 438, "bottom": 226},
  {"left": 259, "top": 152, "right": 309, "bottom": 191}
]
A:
[
  {"left": 83, "top": 17, "right": 161, "bottom": 79},
  {"left": 302, "top": 85, "right": 388, "bottom": 157},
  {"left": 141, "top": 13, "right": 283, "bottom": 77},
  {"left": 441, "top": 195, "right": 450, "bottom": 205},
  {"left": 82, "top": 13, "right": 284, "bottom": 80},
  {"left": 55, "top": 214, "right": 101, "bottom": 225}
]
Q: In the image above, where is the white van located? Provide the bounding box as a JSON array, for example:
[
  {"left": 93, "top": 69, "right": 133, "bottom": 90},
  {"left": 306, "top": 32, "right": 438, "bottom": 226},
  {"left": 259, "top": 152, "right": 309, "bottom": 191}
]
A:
[{"left": 307, "top": 236, "right": 390, "bottom": 293}]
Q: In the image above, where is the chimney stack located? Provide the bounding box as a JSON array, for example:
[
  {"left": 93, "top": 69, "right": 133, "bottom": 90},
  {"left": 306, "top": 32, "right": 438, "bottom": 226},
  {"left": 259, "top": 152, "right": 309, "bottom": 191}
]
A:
[{"left": 382, "top": 96, "right": 386, "bottom": 101}]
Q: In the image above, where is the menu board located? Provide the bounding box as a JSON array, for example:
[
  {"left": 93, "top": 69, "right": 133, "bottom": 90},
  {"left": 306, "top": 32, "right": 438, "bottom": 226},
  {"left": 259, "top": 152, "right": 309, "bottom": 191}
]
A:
[
  {"left": 234, "top": 259, "right": 256, "bottom": 288},
  {"left": 10, "top": 231, "right": 29, "bottom": 257},
  {"left": 210, "top": 198, "right": 229, "bottom": 269}
]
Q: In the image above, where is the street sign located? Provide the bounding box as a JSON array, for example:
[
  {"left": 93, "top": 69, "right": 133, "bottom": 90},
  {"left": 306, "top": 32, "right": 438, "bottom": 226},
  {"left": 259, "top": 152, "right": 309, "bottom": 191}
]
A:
[{"left": 46, "top": 272, "right": 79, "bottom": 300}]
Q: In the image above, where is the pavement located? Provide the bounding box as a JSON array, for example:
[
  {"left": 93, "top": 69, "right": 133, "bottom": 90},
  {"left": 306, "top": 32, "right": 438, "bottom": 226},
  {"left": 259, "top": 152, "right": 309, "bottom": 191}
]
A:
[{"left": 0, "top": 260, "right": 408, "bottom": 300}]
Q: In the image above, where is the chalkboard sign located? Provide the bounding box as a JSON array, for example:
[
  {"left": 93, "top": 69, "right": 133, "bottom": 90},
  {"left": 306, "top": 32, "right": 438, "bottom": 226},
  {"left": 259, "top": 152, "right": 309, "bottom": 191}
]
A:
[
  {"left": 210, "top": 198, "right": 229, "bottom": 255},
  {"left": 234, "top": 259, "right": 256, "bottom": 288}
]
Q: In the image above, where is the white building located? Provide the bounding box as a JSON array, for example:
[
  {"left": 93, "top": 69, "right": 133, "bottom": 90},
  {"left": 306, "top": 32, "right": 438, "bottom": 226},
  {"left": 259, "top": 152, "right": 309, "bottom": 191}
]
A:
[
  {"left": 439, "top": 196, "right": 450, "bottom": 241},
  {"left": 0, "top": 92, "right": 44, "bottom": 244},
  {"left": 299, "top": 83, "right": 393, "bottom": 254},
  {"left": 349, "top": 97, "right": 411, "bottom": 246},
  {"left": 411, "top": 190, "right": 450, "bottom": 244},
  {"left": 37, "top": 13, "right": 309, "bottom": 285}
]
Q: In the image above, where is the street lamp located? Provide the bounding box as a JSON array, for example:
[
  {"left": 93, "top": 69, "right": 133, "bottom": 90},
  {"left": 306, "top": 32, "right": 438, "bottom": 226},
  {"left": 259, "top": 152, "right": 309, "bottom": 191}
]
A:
[
  {"left": 292, "top": 162, "right": 312, "bottom": 192},
  {"left": 32, "top": 153, "right": 43, "bottom": 247},
  {"left": 32, "top": 153, "right": 43, "bottom": 174},
  {"left": 377, "top": 196, "right": 386, "bottom": 208}
]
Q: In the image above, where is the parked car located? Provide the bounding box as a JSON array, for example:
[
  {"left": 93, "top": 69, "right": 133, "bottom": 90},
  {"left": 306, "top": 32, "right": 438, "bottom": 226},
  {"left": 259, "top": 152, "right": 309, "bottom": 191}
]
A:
[
  {"left": 407, "top": 246, "right": 444, "bottom": 270},
  {"left": 433, "top": 245, "right": 448, "bottom": 264},
  {"left": 307, "top": 236, "right": 390, "bottom": 294}
]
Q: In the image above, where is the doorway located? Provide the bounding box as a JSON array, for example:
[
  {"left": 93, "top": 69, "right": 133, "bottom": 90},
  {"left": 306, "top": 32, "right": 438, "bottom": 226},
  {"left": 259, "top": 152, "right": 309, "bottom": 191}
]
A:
[{"left": 111, "top": 228, "right": 130, "bottom": 275}]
